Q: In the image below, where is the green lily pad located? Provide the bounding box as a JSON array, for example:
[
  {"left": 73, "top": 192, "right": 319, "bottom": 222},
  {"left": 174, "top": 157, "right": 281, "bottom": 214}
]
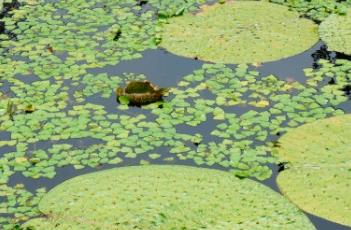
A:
[
  {"left": 319, "top": 9, "right": 351, "bottom": 55},
  {"left": 275, "top": 115, "right": 351, "bottom": 226},
  {"left": 24, "top": 165, "right": 315, "bottom": 229},
  {"left": 160, "top": 1, "right": 318, "bottom": 64}
]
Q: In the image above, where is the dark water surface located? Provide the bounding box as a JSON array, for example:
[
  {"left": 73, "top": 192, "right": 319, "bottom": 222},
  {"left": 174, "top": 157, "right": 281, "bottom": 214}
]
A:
[{"left": 2, "top": 40, "right": 351, "bottom": 229}]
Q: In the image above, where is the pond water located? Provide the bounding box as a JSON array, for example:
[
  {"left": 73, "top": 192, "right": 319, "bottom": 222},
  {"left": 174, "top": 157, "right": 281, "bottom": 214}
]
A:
[{"left": 1, "top": 0, "right": 351, "bottom": 229}]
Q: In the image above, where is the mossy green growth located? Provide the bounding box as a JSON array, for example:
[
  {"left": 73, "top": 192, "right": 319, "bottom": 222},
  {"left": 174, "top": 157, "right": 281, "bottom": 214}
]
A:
[
  {"left": 116, "top": 81, "right": 168, "bottom": 105},
  {"left": 275, "top": 115, "right": 351, "bottom": 227},
  {"left": 319, "top": 9, "right": 351, "bottom": 55},
  {"left": 23, "top": 165, "right": 315, "bottom": 230},
  {"left": 160, "top": 1, "right": 318, "bottom": 64},
  {"left": 125, "top": 81, "right": 156, "bottom": 93}
]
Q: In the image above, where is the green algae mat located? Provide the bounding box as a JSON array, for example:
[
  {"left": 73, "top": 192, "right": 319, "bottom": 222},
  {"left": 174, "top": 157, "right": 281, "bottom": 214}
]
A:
[
  {"left": 319, "top": 9, "right": 351, "bottom": 55},
  {"left": 23, "top": 165, "right": 315, "bottom": 229},
  {"left": 160, "top": 1, "right": 318, "bottom": 64},
  {"left": 275, "top": 115, "right": 351, "bottom": 227}
]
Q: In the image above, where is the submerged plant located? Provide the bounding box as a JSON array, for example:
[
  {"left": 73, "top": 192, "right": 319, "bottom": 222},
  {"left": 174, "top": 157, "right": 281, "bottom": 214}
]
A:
[
  {"left": 116, "top": 80, "right": 168, "bottom": 105},
  {"left": 274, "top": 115, "right": 351, "bottom": 227},
  {"left": 23, "top": 165, "right": 315, "bottom": 229}
]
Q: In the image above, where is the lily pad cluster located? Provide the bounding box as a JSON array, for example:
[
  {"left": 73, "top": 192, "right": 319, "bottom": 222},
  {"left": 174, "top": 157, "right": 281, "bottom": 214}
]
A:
[
  {"left": 144, "top": 62, "right": 348, "bottom": 178},
  {"left": 0, "top": 184, "right": 46, "bottom": 229},
  {"left": 0, "top": 0, "right": 350, "bottom": 228},
  {"left": 78, "top": 73, "right": 146, "bottom": 100},
  {"left": 0, "top": 59, "right": 350, "bottom": 228},
  {"left": 160, "top": 1, "right": 318, "bottom": 64},
  {"left": 304, "top": 59, "right": 351, "bottom": 97},
  {"left": 270, "top": 0, "right": 351, "bottom": 22},
  {"left": 149, "top": 0, "right": 207, "bottom": 18},
  {"left": 274, "top": 115, "right": 351, "bottom": 227},
  {"left": 319, "top": 9, "right": 351, "bottom": 55},
  {"left": 23, "top": 165, "right": 315, "bottom": 229},
  {"left": 0, "top": 61, "right": 349, "bottom": 183},
  {"left": 0, "top": 0, "right": 159, "bottom": 83}
]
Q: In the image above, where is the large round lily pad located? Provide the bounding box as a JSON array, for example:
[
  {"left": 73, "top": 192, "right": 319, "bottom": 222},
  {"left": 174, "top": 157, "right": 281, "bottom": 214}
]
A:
[
  {"left": 160, "top": 1, "right": 318, "bottom": 64},
  {"left": 24, "top": 165, "right": 315, "bottom": 229},
  {"left": 275, "top": 115, "right": 351, "bottom": 226},
  {"left": 319, "top": 9, "right": 351, "bottom": 55}
]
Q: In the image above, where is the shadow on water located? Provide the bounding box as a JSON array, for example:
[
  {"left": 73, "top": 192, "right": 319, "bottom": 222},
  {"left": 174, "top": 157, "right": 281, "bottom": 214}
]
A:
[{"left": 3, "top": 41, "right": 351, "bottom": 229}]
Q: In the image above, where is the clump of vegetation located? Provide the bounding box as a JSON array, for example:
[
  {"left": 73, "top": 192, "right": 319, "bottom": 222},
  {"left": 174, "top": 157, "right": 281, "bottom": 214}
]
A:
[
  {"left": 270, "top": 0, "right": 351, "bottom": 22},
  {"left": 0, "top": 184, "right": 46, "bottom": 230},
  {"left": 116, "top": 80, "right": 168, "bottom": 105},
  {"left": 149, "top": 0, "right": 207, "bottom": 18}
]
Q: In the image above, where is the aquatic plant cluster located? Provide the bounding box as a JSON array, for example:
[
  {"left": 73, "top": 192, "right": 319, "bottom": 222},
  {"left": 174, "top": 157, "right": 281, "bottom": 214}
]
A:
[
  {"left": 270, "top": 0, "right": 351, "bottom": 22},
  {"left": 0, "top": 0, "right": 350, "bottom": 229}
]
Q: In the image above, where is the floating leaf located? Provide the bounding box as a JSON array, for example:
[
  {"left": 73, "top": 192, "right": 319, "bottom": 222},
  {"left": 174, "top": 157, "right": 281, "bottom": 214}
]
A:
[
  {"left": 319, "top": 9, "right": 351, "bottom": 55},
  {"left": 275, "top": 115, "right": 351, "bottom": 226},
  {"left": 23, "top": 166, "right": 315, "bottom": 229},
  {"left": 160, "top": 1, "right": 318, "bottom": 63}
]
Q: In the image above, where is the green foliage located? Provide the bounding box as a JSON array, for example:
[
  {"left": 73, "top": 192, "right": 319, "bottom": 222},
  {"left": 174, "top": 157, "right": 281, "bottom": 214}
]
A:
[
  {"left": 0, "top": 60, "right": 349, "bottom": 190},
  {"left": 23, "top": 165, "right": 315, "bottom": 229},
  {"left": 149, "top": 0, "right": 207, "bottom": 18},
  {"left": 270, "top": 0, "right": 351, "bottom": 22},
  {"left": 304, "top": 59, "right": 351, "bottom": 105},
  {"left": 0, "top": 184, "right": 46, "bottom": 230},
  {"left": 275, "top": 115, "right": 351, "bottom": 227},
  {"left": 319, "top": 9, "right": 351, "bottom": 55},
  {"left": 160, "top": 1, "right": 318, "bottom": 64},
  {"left": 80, "top": 73, "right": 122, "bottom": 98},
  {"left": 0, "top": 0, "right": 349, "bottom": 227},
  {"left": 0, "top": 0, "right": 158, "bottom": 80}
]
